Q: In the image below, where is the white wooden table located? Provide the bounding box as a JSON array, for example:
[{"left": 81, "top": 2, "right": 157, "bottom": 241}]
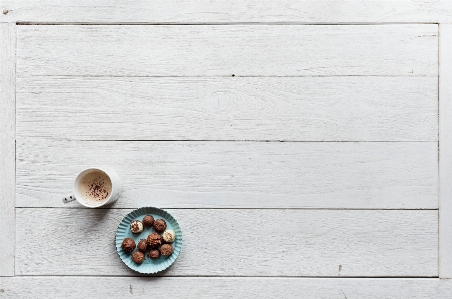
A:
[{"left": 2, "top": 1, "right": 452, "bottom": 297}]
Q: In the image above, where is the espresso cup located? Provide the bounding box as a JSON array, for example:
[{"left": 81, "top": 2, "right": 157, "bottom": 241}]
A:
[{"left": 62, "top": 167, "right": 122, "bottom": 207}]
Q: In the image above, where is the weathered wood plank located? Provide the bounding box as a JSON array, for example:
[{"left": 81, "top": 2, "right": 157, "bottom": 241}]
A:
[
  {"left": 2, "top": 0, "right": 452, "bottom": 23},
  {"left": 439, "top": 24, "right": 452, "bottom": 279},
  {"left": 1, "top": 277, "right": 452, "bottom": 298},
  {"left": 16, "top": 76, "right": 438, "bottom": 141},
  {"left": 15, "top": 208, "right": 438, "bottom": 276},
  {"left": 16, "top": 25, "right": 438, "bottom": 77},
  {"left": 0, "top": 23, "right": 15, "bottom": 277},
  {"left": 16, "top": 140, "right": 438, "bottom": 209}
]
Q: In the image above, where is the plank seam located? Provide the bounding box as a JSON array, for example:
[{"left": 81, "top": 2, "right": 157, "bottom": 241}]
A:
[
  {"left": 14, "top": 207, "right": 440, "bottom": 211},
  {"left": 16, "top": 75, "right": 439, "bottom": 78},
  {"left": 0, "top": 276, "right": 447, "bottom": 279},
  {"left": 439, "top": 24, "right": 452, "bottom": 278},
  {"left": 438, "top": 23, "right": 441, "bottom": 279},
  {"left": 15, "top": 22, "right": 441, "bottom": 26},
  {"left": 0, "top": 22, "right": 16, "bottom": 277},
  {"left": 26, "top": 140, "right": 440, "bottom": 143}
]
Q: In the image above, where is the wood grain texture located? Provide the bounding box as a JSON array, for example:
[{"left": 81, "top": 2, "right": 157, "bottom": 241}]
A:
[
  {"left": 16, "top": 140, "right": 438, "bottom": 209},
  {"left": 16, "top": 76, "right": 438, "bottom": 141},
  {"left": 0, "top": 23, "right": 15, "bottom": 277},
  {"left": 2, "top": 0, "right": 452, "bottom": 23},
  {"left": 15, "top": 208, "right": 438, "bottom": 276},
  {"left": 16, "top": 25, "right": 438, "bottom": 77},
  {"left": 439, "top": 24, "right": 452, "bottom": 279},
  {"left": 1, "top": 277, "right": 452, "bottom": 299}
]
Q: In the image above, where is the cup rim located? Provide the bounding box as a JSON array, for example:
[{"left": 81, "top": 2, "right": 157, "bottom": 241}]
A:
[{"left": 73, "top": 167, "right": 113, "bottom": 208}]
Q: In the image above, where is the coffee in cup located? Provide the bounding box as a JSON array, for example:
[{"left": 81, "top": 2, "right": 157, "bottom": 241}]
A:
[
  {"left": 63, "top": 167, "right": 122, "bottom": 207},
  {"left": 78, "top": 169, "right": 112, "bottom": 205}
]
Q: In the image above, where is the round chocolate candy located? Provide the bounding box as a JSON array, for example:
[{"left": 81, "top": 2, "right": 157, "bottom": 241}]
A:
[
  {"left": 148, "top": 249, "right": 160, "bottom": 259},
  {"left": 132, "top": 251, "right": 145, "bottom": 264},
  {"left": 160, "top": 244, "right": 173, "bottom": 257},
  {"left": 142, "top": 215, "right": 154, "bottom": 227},
  {"left": 147, "top": 232, "right": 163, "bottom": 249},
  {"left": 153, "top": 219, "right": 166, "bottom": 233},
  {"left": 130, "top": 220, "right": 144, "bottom": 234},
  {"left": 137, "top": 239, "right": 148, "bottom": 252},
  {"left": 162, "top": 230, "right": 176, "bottom": 243},
  {"left": 121, "top": 238, "right": 136, "bottom": 253}
]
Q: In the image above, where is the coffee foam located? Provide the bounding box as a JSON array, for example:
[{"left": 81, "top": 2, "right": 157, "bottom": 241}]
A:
[{"left": 77, "top": 170, "right": 112, "bottom": 205}]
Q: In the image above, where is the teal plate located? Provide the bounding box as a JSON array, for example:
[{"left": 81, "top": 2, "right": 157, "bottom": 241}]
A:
[{"left": 115, "top": 207, "right": 182, "bottom": 274}]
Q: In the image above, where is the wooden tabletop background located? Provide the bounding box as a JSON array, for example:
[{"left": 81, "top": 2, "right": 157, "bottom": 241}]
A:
[{"left": 2, "top": 1, "right": 452, "bottom": 298}]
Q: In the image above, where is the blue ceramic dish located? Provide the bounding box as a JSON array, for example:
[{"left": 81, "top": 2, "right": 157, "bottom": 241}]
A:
[{"left": 115, "top": 207, "right": 182, "bottom": 274}]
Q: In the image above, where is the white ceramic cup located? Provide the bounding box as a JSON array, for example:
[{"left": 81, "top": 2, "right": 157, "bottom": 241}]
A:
[{"left": 62, "top": 167, "right": 122, "bottom": 208}]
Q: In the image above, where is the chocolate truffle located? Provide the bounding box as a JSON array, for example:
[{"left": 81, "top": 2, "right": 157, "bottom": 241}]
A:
[
  {"left": 130, "top": 220, "right": 144, "bottom": 234},
  {"left": 153, "top": 219, "right": 167, "bottom": 233},
  {"left": 160, "top": 244, "right": 173, "bottom": 257},
  {"left": 147, "top": 232, "right": 163, "bottom": 249},
  {"left": 121, "top": 238, "right": 136, "bottom": 253},
  {"left": 142, "top": 215, "right": 154, "bottom": 227},
  {"left": 148, "top": 249, "right": 160, "bottom": 259},
  {"left": 137, "top": 239, "right": 148, "bottom": 252},
  {"left": 132, "top": 251, "right": 145, "bottom": 264},
  {"left": 162, "top": 230, "right": 176, "bottom": 243}
]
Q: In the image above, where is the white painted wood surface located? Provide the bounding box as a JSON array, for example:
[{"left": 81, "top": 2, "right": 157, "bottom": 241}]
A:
[
  {"left": 1, "top": 277, "right": 452, "bottom": 299},
  {"left": 439, "top": 24, "right": 452, "bottom": 279},
  {"left": 16, "top": 76, "right": 438, "bottom": 141},
  {"left": 16, "top": 140, "right": 438, "bottom": 209},
  {"left": 0, "top": 23, "right": 15, "bottom": 277},
  {"left": 2, "top": 0, "right": 452, "bottom": 23},
  {"left": 15, "top": 208, "right": 438, "bottom": 276},
  {"left": 16, "top": 25, "right": 438, "bottom": 77},
  {"left": 0, "top": 0, "right": 445, "bottom": 295}
]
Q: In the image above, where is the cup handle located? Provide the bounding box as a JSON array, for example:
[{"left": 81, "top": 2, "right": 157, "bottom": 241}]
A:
[{"left": 62, "top": 193, "right": 76, "bottom": 204}]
